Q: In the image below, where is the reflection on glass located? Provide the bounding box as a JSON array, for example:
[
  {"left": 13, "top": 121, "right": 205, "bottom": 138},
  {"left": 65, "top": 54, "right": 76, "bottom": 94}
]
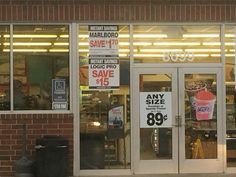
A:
[
  {"left": 79, "top": 25, "right": 130, "bottom": 169},
  {"left": 140, "top": 74, "right": 172, "bottom": 160},
  {"left": 12, "top": 25, "right": 69, "bottom": 110},
  {"left": 185, "top": 74, "right": 217, "bottom": 159},
  {"left": 225, "top": 25, "right": 236, "bottom": 167},
  {"left": 133, "top": 25, "right": 221, "bottom": 63},
  {"left": 0, "top": 26, "right": 10, "bottom": 110}
]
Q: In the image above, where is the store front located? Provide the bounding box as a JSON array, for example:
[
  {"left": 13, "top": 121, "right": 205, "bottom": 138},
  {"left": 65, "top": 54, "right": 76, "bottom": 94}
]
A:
[{"left": 1, "top": 23, "right": 236, "bottom": 176}]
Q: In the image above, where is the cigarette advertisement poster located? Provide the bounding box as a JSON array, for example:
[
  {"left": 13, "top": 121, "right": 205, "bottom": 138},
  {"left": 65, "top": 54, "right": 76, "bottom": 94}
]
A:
[
  {"left": 52, "top": 79, "right": 68, "bottom": 110},
  {"left": 107, "top": 105, "right": 124, "bottom": 139},
  {"left": 88, "top": 25, "right": 120, "bottom": 89},
  {"left": 88, "top": 25, "right": 119, "bottom": 57},
  {"left": 88, "top": 58, "right": 119, "bottom": 89},
  {"left": 140, "top": 92, "right": 172, "bottom": 128}
]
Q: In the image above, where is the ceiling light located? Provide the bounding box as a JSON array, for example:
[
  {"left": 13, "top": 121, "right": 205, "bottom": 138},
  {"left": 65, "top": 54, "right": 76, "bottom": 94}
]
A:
[
  {"left": 140, "top": 49, "right": 183, "bottom": 52},
  {"left": 202, "top": 42, "right": 220, "bottom": 46},
  {"left": 183, "top": 34, "right": 219, "bottom": 38},
  {"left": 134, "top": 54, "right": 164, "bottom": 57},
  {"left": 133, "top": 34, "right": 167, "bottom": 38},
  {"left": 225, "top": 34, "right": 235, "bottom": 38},
  {"left": 202, "top": 42, "right": 234, "bottom": 46},
  {"left": 119, "top": 42, "right": 129, "bottom": 46},
  {"left": 133, "top": 54, "right": 209, "bottom": 57},
  {"left": 60, "top": 34, "right": 69, "bottom": 38},
  {"left": 133, "top": 42, "right": 152, "bottom": 46},
  {"left": 185, "top": 49, "right": 221, "bottom": 52},
  {"left": 78, "top": 42, "right": 89, "bottom": 46},
  {"left": 193, "top": 54, "right": 209, "bottom": 57},
  {"left": 211, "top": 54, "right": 234, "bottom": 57},
  {"left": 54, "top": 42, "right": 69, "bottom": 46},
  {"left": 153, "top": 42, "right": 201, "bottom": 46},
  {"left": 119, "top": 54, "right": 127, "bottom": 57},
  {"left": 49, "top": 49, "right": 69, "bottom": 52},
  {"left": 4, "top": 42, "right": 52, "bottom": 46},
  {"left": 78, "top": 49, "right": 89, "bottom": 52},
  {"left": 3, "top": 49, "right": 47, "bottom": 52},
  {"left": 120, "top": 34, "right": 130, "bottom": 38},
  {"left": 4, "top": 34, "right": 57, "bottom": 38}
]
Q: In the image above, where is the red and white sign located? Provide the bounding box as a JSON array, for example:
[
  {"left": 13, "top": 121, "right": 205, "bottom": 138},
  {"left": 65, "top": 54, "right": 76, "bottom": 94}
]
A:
[
  {"left": 89, "top": 58, "right": 119, "bottom": 89},
  {"left": 89, "top": 25, "right": 119, "bottom": 57},
  {"left": 88, "top": 25, "right": 120, "bottom": 89}
]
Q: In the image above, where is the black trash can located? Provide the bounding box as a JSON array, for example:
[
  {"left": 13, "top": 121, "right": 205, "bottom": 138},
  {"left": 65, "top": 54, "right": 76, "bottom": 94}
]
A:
[{"left": 35, "top": 136, "right": 69, "bottom": 177}]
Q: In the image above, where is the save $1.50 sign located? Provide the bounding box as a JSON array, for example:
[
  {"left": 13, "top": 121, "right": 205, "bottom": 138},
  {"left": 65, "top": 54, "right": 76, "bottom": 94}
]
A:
[{"left": 140, "top": 92, "right": 172, "bottom": 128}]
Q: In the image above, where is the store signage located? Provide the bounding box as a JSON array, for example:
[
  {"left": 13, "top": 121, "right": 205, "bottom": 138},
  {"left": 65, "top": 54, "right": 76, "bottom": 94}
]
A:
[
  {"left": 163, "top": 51, "right": 194, "bottom": 62},
  {"left": 107, "top": 105, "right": 124, "bottom": 139},
  {"left": 88, "top": 25, "right": 119, "bottom": 57},
  {"left": 88, "top": 58, "right": 119, "bottom": 89},
  {"left": 108, "top": 105, "right": 124, "bottom": 129},
  {"left": 140, "top": 92, "right": 172, "bottom": 128},
  {"left": 52, "top": 79, "right": 68, "bottom": 110},
  {"left": 88, "top": 25, "right": 120, "bottom": 89}
]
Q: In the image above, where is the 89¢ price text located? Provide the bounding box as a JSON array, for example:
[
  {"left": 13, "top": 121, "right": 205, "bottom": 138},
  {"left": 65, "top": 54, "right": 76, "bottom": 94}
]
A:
[{"left": 146, "top": 112, "right": 167, "bottom": 126}]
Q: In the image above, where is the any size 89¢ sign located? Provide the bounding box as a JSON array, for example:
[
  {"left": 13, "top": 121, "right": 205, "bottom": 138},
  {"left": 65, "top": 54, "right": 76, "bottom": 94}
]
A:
[{"left": 140, "top": 92, "right": 172, "bottom": 128}]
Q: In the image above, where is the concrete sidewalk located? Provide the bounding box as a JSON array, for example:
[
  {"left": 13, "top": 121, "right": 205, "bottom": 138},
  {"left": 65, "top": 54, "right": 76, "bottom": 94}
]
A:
[{"left": 79, "top": 174, "right": 236, "bottom": 177}]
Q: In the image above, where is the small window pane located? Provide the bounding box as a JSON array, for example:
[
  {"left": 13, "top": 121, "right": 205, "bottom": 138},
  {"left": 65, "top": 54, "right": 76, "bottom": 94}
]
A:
[
  {"left": 133, "top": 25, "right": 221, "bottom": 63},
  {"left": 0, "top": 26, "right": 10, "bottom": 110},
  {"left": 13, "top": 25, "right": 70, "bottom": 110}
]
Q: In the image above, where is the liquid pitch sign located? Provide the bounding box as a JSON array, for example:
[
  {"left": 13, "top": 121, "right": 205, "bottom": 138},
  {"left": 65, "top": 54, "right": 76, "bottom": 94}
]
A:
[{"left": 140, "top": 92, "right": 172, "bottom": 128}]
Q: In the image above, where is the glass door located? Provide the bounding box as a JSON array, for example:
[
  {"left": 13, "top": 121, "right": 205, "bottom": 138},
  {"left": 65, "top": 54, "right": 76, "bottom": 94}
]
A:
[
  {"left": 132, "top": 67, "right": 223, "bottom": 174},
  {"left": 132, "top": 68, "right": 178, "bottom": 174},
  {"left": 179, "top": 68, "right": 223, "bottom": 173}
]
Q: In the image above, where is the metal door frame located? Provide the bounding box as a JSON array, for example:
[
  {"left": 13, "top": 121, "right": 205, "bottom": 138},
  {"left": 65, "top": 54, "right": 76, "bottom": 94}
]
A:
[{"left": 131, "top": 66, "right": 224, "bottom": 174}]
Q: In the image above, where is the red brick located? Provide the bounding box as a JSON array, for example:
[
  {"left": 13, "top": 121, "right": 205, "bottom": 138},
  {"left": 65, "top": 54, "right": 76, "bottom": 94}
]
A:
[
  {"left": 0, "top": 135, "right": 11, "bottom": 140},
  {"left": 1, "top": 140, "right": 16, "bottom": 145},
  {"left": 0, "top": 166, "right": 11, "bottom": 171},
  {"left": 59, "top": 124, "right": 73, "bottom": 129},
  {"left": 0, "top": 172, "right": 13, "bottom": 177},
  {"left": 0, "top": 150, "right": 14, "bottom": 156},
  {"left": 2, "top": 119, "right": 16, "bottom": 124},
  {"left": 2, "top": 129, "right": 17, "bottom": 134}
]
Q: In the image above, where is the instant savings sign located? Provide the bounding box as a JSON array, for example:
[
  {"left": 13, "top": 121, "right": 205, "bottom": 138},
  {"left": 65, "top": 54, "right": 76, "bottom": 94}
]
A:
[
  {"left": 88, "top": 58, "right": 119, "bottom": 89},
  {"left": 140, "top": 92, "right": 172, "bottom": 128},
  {"left": 89, "top": 25, "right": 119, "bottom": 56},
  {"left": 88, "top": 25, "right": 119, "bottom": 89}
]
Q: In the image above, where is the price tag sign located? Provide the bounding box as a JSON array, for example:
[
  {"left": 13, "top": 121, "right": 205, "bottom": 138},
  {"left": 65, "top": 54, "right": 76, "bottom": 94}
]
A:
[
  {"left": 89, "top": 25, "right": 119, "bottom": 57},
  {"left": 88, "top": 58, "right": 119, "bottom": 89},
  {"left": 140, "top": 92, "right": 172, "bottom": 128}
]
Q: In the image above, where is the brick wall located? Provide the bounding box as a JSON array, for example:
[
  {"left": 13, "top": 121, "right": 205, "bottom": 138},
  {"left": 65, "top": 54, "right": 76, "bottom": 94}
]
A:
[
  {"left": 0, "top": 0, "right": 235, "bottom": 22},
  {"left": 0, "top": 113, "right": 73, "bottom": 177}
]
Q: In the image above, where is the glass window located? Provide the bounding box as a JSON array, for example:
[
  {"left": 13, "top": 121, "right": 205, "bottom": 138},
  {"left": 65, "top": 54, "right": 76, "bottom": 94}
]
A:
[
  {"left": 79, "top": 25, "right": 131, "bottom": 169},
  {"left": 0, "top": 26, "right": 10, "bottom": 110},
  {"left": 133, "top": 25, "right": 221, "bottom": 63},
  {"left": 225, "top": 25, "right": 236, "bottom": 167},
  {"left": 13, "top": 25, "right": 69, "bottom": 110}
]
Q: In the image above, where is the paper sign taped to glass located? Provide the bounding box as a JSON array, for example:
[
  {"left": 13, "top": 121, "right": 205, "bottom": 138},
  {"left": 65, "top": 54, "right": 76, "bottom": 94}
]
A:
[{"left": 107, "top": 105, "right": 124, "bottom": 139}]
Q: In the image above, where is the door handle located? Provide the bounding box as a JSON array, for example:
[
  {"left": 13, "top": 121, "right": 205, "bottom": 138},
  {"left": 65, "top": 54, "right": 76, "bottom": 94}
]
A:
[{"left": 173, "top": 115, "right": 185, "bottom": 127}]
